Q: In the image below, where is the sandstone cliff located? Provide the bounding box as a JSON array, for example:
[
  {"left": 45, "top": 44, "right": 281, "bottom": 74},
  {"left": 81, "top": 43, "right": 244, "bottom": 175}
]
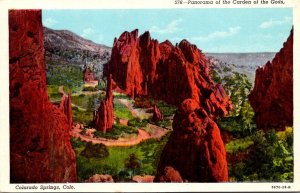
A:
[
  {"left": 249, "top": 29, "right": 293, "bottom": 129},
  {"left": 9, "top": 10, "right": 77, "bottom": 182},
  {"left": 108, "top": 29, "right": 232, "bottom": 117}
]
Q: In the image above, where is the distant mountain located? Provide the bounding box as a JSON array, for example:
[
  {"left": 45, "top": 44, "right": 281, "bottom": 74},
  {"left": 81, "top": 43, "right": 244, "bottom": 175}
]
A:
[
  {"left": 44, "top": 27, "right": 112, "bottom": 80},
  {"left": 206, "top": 53, "right": 276, "bottom": 84}
]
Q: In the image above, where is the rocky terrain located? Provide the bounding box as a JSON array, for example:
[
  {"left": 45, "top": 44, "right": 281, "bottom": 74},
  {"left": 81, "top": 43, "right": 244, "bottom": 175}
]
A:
[
  {"left": 249, "top": 29, "right": 293, "bottom": 130},
  {"left": 108, "top": 30, "right": 232, "bottom": 116},
  {"left": 108, "top": 29, "right": 231, "bottom": 182},
  {"left": 44, "top": 27, "right": 111, "bottom": 80},
  {"left": 9, "top": 10, "right": 77, "bottom": 182}
]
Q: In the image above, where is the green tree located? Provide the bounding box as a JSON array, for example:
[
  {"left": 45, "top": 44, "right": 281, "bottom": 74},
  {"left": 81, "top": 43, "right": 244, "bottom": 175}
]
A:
[{"left": 124, "top": 153, "right": 141, "bottom": 179}]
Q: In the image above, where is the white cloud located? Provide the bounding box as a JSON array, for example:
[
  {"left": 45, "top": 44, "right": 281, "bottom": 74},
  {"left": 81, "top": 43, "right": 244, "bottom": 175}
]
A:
[
  {"left": 150, "top": 18, "right": 183, "bottom": 34},
  {"left": 259, "top": 17, "right": 291, "bottom": 29},
  {"left": 193, "top": 26, "right": 241, "bottom": 42},
  {"left": 44, "top": 17, "right": 57, "bottom": 27},
  {"left": 81, "top": 27, "right": 94, "bottom": 37}
]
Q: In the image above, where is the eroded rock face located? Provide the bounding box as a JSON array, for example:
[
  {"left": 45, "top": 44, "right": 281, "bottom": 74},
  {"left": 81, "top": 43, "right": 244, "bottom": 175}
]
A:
[
  {"left": 93, "top": 74, "right": 114, "bottom": 132},
  {"left": 151, "top": 105, "right": 163, "bottom": 122},
  {"left": 249, "top": 29, "right": 293, "bottom": 129},
  {"left": 9, "top": 10, "right": 77, "bottom": 182},
  {"left": 154, "top": 99, "right": 228, "bottom": 182},
  {"left": 59, "top": 87, "right": 73, "bottom": 130},
  {"left": 108, "top": 29, "right": 232, "bottom": 117}
]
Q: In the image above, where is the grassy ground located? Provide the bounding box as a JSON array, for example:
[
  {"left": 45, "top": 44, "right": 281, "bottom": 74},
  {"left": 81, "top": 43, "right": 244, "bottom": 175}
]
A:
[
  {"left": 72, "top": 132, "right": 171, "bottom": 182},
  {"left": 113, "top": 98, "right": 135, "bottom": 120}
]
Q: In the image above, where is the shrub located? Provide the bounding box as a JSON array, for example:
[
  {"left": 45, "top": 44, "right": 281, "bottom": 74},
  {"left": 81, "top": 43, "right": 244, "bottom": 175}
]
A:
[
  {"left": 128, "top": 118, "right": 148, "bottom": 128},
  {"left": 70, "top": 137, "right": 86, "bottom": 149},
  {"left": 93, "top": 124, "right": 138, "bottom": 140},
  {"left": 229, "top": 128, "right": 294, "bottom": 182},
  {"left": 83, "top": 86, "right": 98, "bottom": 92},
  {"left": 155, "top": 119, "right": 172, "bottom": 128},
  {"left": 80, "top": 142, "right": 109, "bottom": 159}
]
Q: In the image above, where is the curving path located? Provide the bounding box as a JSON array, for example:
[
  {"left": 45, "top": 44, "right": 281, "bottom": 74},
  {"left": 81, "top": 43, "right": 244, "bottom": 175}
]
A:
[
  {"left": 70, "top": 123, "right": 168, "bottom": 147},
  {"left": 70, "top": 93, "right": 170, "bottom": 147}
]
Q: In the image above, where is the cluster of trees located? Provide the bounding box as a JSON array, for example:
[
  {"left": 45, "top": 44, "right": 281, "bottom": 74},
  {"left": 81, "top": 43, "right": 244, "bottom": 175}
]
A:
[
  {"left": 212, "top": 70, "right": 256, "bottom": 137},
  {"left": 211, "top": 65, "right": 293, "bottom": 182}
]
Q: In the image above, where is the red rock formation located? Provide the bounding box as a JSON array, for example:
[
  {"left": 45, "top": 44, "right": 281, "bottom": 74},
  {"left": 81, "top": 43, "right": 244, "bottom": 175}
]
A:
[
  {"left": 9, "top": 10, "right": 77, "bottom": 182},
  {"left": 84, "top": 65, "right": 96, "bottom": 82},
  {"left": 249, "top": 29, "right": 293, "bottom": 129},
  {"left": 93, "top": 74, "right": 114, "bottom": 132},
  {"left": 154, "top": 99, "right": 228, "bottom": 182},
  {"left": 155, "top": 166, "right": 183, "bottom": 182},
  {"left": 151, "top": 105, "right": 163, "bottom": 122},
  {"left": 108, "top": 29, "right": 232, "bottom": 117},
  {"left": 58, "top": 87, "right": 73, "bottom": 130}
]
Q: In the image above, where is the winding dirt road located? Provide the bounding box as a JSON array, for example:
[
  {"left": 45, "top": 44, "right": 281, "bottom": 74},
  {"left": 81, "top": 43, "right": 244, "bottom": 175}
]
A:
[
  {"left": 70, "top": 96, "right": 169, "bottom": 147},
  {"left": 71, "top": 123, "right": 168, "bottom": 147}
]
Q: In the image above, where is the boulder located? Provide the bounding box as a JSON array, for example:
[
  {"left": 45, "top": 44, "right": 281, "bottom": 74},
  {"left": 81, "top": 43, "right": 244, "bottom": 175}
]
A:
[
  {"left": 9, "top": 10, "right": 77, "bottom": 182},
  {"left": 154, "top": 99, "right": 228, "bottom": 182}
]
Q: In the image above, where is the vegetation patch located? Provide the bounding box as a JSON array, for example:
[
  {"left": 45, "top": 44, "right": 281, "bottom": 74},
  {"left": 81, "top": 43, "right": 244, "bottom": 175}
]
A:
[
  {"left": 72, "top": 93, "right": 105, "bottom": 110},
  {"left": 114, "top": 99, "right": 135, "bottom": 120},
  {"left": 72, "top": 106, "right": 93, "bottom": 126},
  {"left": 72, "top": 132, "right": 171, "bottom": 182},
  {"left": 225, "top": 137, "right": 254, "bottom": 154},
  {"left": 93, "top": 124, "right": 138, "bottom": 140},
  {"left": 214, "top": 71, "right": 256, "bottom": 137},
  {"left": 128, "top": 118, "right": 148, "bottom": 128},
  {"left": 80, "top": 142, "right": 109, "bottom": 159},
  {"left": 228, "top": 128, "right": 293, "bottom": 182},
  {"left": 82, "top": 86, "right": 98, "bottom": 92},
  {"left": 47, "top": 65, "right": 83, "bottom": 89}
]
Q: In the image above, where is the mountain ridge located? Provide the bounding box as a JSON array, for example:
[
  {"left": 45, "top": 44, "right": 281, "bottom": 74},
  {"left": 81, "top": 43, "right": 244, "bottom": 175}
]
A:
[{"left": 44, "top": 26, "right": 112, "bottom": 80}]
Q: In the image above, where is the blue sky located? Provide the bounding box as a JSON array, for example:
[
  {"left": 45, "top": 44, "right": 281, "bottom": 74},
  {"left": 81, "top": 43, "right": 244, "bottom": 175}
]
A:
[{"left": 42, "top": 9, "right": 292, "bottom": 53}]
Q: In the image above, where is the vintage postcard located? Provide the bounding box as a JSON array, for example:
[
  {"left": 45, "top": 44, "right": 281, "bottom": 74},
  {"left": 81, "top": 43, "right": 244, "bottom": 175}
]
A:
[{"left": 0, "top": 0, "right": 299, "bottom": 192}]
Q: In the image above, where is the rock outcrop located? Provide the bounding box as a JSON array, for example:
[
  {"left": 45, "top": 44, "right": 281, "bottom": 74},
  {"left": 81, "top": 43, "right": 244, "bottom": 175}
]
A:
[
  {"left": 108, "top": 29, "right": 232, "bottom": 117},
  {"left": 93, "top": 74, "right": 114, "bottom": 132},
  {"left": 151, "top": 105, "right": 163, "bottom": 122},
  {"left": 58, "top": 87, "right": 73, "bottom": 130},
  {"left": 85, "top": 174, "right": 114, "bottom": 182},
  {"left": 9, "top": 10, "right": 77, "bottom": 182},
  {"left": 249, "top": 29, "right": 293, "bottom": 129},
  {"left": 154, "top": 99, "right": 228, "bottom": 182},
  {"left": 84, "top": 64, "right": 96, "bottom": 82}
]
